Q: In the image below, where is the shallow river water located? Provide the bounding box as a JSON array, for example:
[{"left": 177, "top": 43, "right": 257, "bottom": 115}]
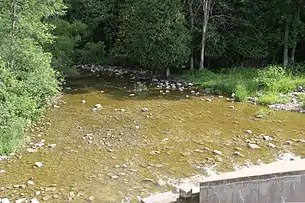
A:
[{"left": 1, "top": 72, "right": 305, "bottom": 202}]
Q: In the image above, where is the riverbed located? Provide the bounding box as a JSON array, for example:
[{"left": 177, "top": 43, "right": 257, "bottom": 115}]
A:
[{"left": 1, "top": 70, "right": 305, "bottom": 203}]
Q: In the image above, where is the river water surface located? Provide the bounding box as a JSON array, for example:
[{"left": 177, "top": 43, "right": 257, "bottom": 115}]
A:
[{"left": 1, "top": 72, "right": 305, "bottom": 202}]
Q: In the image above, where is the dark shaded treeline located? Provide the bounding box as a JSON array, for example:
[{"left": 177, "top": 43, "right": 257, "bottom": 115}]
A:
[{"left": 48, "top": 0, "right": 305, "bottom": 75}]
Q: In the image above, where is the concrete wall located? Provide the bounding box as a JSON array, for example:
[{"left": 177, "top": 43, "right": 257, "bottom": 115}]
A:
[{"left": 200, "top": 159, "right": 305, "bottom": 203}]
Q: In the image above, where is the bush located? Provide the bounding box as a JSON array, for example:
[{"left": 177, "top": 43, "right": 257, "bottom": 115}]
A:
[{"left": 74, "top": 41, "right": 106, "bottom": 65}]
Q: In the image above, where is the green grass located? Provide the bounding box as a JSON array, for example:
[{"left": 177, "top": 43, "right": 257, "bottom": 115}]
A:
[{"left": 185, "top": 65, "right": 305, "bottom": 105}]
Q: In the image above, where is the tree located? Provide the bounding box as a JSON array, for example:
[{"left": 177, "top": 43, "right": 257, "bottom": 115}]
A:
[
  {"left": 0, "top": 0, "right": 65, "bottom": 154},
  {"left": 115, "top": 0, "right": 190, "bottom": 77}
]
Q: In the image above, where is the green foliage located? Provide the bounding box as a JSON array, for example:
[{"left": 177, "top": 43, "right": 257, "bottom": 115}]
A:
[
  {"left": 115, "top": 0, "right": 190, "bottom": 71},
  {"left": 75, "top": 42, "right": 106, "bottom": 65},
  {"left": 234, "top": 83, "right": 249, "bottom": 102},
  {"left": 0, "top": 0, "right": 64, "bottom": 154},
  {"left": 187, "top": 65, "right": 305, "bottom": 104}
]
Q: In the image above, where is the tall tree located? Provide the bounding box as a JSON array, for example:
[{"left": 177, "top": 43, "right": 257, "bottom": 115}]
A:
[{"left": 115, "top": 0, "right": 190, "bottom": 77}]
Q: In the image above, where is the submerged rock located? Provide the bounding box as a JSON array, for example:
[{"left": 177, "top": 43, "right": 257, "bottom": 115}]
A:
[{"left": 247, "top": 143, "right": 260, "bottom": 149}]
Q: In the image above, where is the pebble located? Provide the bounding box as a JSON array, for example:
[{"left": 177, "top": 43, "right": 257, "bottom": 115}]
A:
[
  {"left": 135, "top": 126, "right": 139, "bottom": 129},
  {"left": 16, "top": 198, "right": 26, "bottom": 203},
  {"left": 0, "top": 169, "right": 5, "bottom": 173},
  {"left": 129, "top": 94, "right": 135, "bottom": 97},
  {"left": 81, "top": 99, "right": 86, "bottom": 104},
  {"left": 247, "top": 143, "right": 260, "bottom": 149},
  {"left": 26, "top": 148, "right": 37, "bottom": 153},
  {"left": 30, "top": 198, "right": 39, "bottom": 203},
  {"left": 263, "top": 135, "right": 273, "bottom": 141},
  {"left": 213, "top": 150, "right": 222, "bottom": 155},
  {"left": 110, "top": 175, "right": 119, "bottom": 179},
  {"left": 245, "top": 129, "right": 253, "bottom": 134},
  {"left": 229, "top": 105, "right": 235, "bottom": 109},
  {"left": 157, "top": 179, "right": 167, "bottom": 187},
  {"left": 142, "top": 108, "right": 149, "bottom": 112},
  {"left": 206, "top": 98, "right": 212, "bottom": 102},
  {"left": 94, "top": 104, "right": 102, "bottom": 109},
  {"left": 268, "top": 142, "right": 276, "bottom": 148},
  {"left": 27, "top": 180, "right": 35, "bottom": 186},
  {"left": 0, "top": 199, "right": 10, "bottom": 203},
  {"left": 48, "top": 144, "right": 56, "bottom": 148},
  {"left": 233, "top": 151, "right": 244, "bottom": 157},
  {"left": 33, "top": 162, "right": 43, "bottom": 168},
  {"left": 42, "top": 195, "right": 51, "bottom": 201}
]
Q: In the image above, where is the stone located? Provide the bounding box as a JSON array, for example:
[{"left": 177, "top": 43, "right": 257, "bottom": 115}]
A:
[
  {"left": 229, "top": 105, "right": 235, "bottom": 109},
  {"left": 16, "top": 198, "right": 26, "bottom": 203},
  {"left": 263, "top": 136, "right": 273, "bottom": 141},
  {"left": 94, "top": 104, "right": 102, "bottom": 109},
  {"left": 268, "top": 142, "right": 276, "bottom": 148},
  {"left": 26, "top": 148, "right": 37, "bottom": 153},
  {"left": 213, "top": 150, "right": 222, "bottom": 155},
  {"left": 142, "top": 108, "right": 149, "bottom": 112},
  {"left": 42, "top": 195, "right": 51, "bottom": 201},
  {"left": 206, "top": 98, "right": 212, "bottom": 102},
  {"left": 129, "top": 94, "right": 135, "bottom": 97},
  {"left": 27, "top": 180, "right": 35, "bottom": 186},
  {"left": 33, "top": 162, "right": 43, "bottom": 168},
  {"left": 232, "top": 151, "right": 242, "bottom": 156},
  {"left": 157, "top": 179, "right": 167, "bottom": 187},
  {"left": 247, "top": 143, "right": 260, "bottom": 149},
  {"left": 179, "top": 184, "right": 192, "bottom": 198},
  {"left": 141, "top": 191, "right": 178, "bottom": 203},
  {"left": 48, "top": 144, "right": 56, "bottom": 148},
  {"left": 0, "top": 198, "right": 10, "bottom": 203},
  {"left": 0, "top": 169, "right": 5, "bottom": 173},
  {"left": 81, "top": 100, "right": 86, "bottom": 104},
  {"left": 245, "top": 129, "right": 253, "bottom": 134},
  {"left": 30, "top": 198, "right": 39, "bottom": 203}
]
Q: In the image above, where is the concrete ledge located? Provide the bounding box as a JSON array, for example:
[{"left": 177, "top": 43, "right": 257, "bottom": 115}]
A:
[{"left": 200, "top": 159, "right": 305, "bottom": 203}]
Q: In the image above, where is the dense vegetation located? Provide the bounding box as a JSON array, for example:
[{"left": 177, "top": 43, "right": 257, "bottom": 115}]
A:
[{"left": 1, "top": 0, "right": 305, "bottom": 154}]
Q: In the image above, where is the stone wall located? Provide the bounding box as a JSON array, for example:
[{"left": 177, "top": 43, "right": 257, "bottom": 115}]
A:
[{"left": 200, "top": 159, "right": 305, "bottom": 203}]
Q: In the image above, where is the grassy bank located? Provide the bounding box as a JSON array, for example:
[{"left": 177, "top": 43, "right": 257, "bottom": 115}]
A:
[{"left": 185, "top": 64, "right": 305, "bottom": 105}]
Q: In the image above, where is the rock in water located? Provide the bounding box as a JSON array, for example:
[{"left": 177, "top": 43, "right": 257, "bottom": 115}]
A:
[{"left": 247, "top": 143, "right": 260, "bottom": 149}]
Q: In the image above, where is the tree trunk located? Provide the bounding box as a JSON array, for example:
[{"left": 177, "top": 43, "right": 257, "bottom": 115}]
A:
[
  {"left": 166, "top": 67, "right": 170, "bottom": 79},
  {"left": 290, "top": 8, "right": 300, "bottom": 64},
  {"left": 199, "top": 0, "right": 210, "bottom": 70},
  {"left": 187, "top": 0, "right": 194, "bottom": 71},
  {"left": 11, "top": 0, "right": 17, "bottom": 70},
  {"left": 283, "top": 17, "right": 289, "bottom": 67}
]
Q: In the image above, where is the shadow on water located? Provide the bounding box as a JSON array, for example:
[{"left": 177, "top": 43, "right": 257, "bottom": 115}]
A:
[{"left": 64, "top": 73, "right": 199, "bottom": 101}]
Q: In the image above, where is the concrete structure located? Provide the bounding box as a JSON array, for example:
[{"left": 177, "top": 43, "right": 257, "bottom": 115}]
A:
[{"left": 200, "top": 159, "right": 305, "bottom": 203}]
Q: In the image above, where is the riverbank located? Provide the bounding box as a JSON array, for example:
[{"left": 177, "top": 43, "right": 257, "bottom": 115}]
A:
[{"left": 184, "top": 66, "right": 305, "bottom": 112}]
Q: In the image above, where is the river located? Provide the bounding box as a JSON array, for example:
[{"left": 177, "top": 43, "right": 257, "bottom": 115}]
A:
[{"left": 1, "top": 69, "right": 305, "bottom": 202}]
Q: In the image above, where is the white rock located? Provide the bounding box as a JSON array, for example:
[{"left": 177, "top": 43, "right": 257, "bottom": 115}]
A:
[
  {"left": 33, "top": 162, "right": 43, "bottom": 168},
  {"left": 30, "top": 198, "right": 39, "bottom": 203},
  {"left": 27, "top": 180, "right": 35, "bottom": 186},
  {"left": 247, "top": 143, "right": 260, "bottom": 149},
  {"left": 179, "top": 184, "right": 192, "bottom": 198},
  {"left": 263, "top": 135, "right": 273, "bottom": 141},
  {"left": 141, "top": 191, "right": 178, "bottom": 203},
  {"left": 142, "top": 108, "right": 149, "bottom": 112},
  {"left": 135, "top": 126, "right": 140, "bottom": 129},
  {"left": 0, "top": 198, "right": 10, "bottom": 203},
  {"left": 157, "top": 179, "right": 167, "bottom": 187},
  {"left": 268, "top": 142, "right": 276, "bottom": 148},
  {"left": 206, "top": 98, "right": 212, "bottom": 102},
  {"left": 0, "top": 169, "right": 5, "bottom": 173},
  {"left": 129, "top": 94, "right": 135, "bottom": 97},
  {"left": 48, "top": 144, "right": 56, "bottom": 148},
  {"left": 15, "top": 198, "right": 26, "bottom": 203},
  {"left": 81, "top": 99, "right": 86, "bottom": 104},
  {"left": 213, "top": 150, "right": 222, "bottom": 155},
  {"left": 244, "top": 129, "right": 253, "bottom": 134},
  {"left": 94, "top": 104, "right": 102, "bottom": 109}
]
